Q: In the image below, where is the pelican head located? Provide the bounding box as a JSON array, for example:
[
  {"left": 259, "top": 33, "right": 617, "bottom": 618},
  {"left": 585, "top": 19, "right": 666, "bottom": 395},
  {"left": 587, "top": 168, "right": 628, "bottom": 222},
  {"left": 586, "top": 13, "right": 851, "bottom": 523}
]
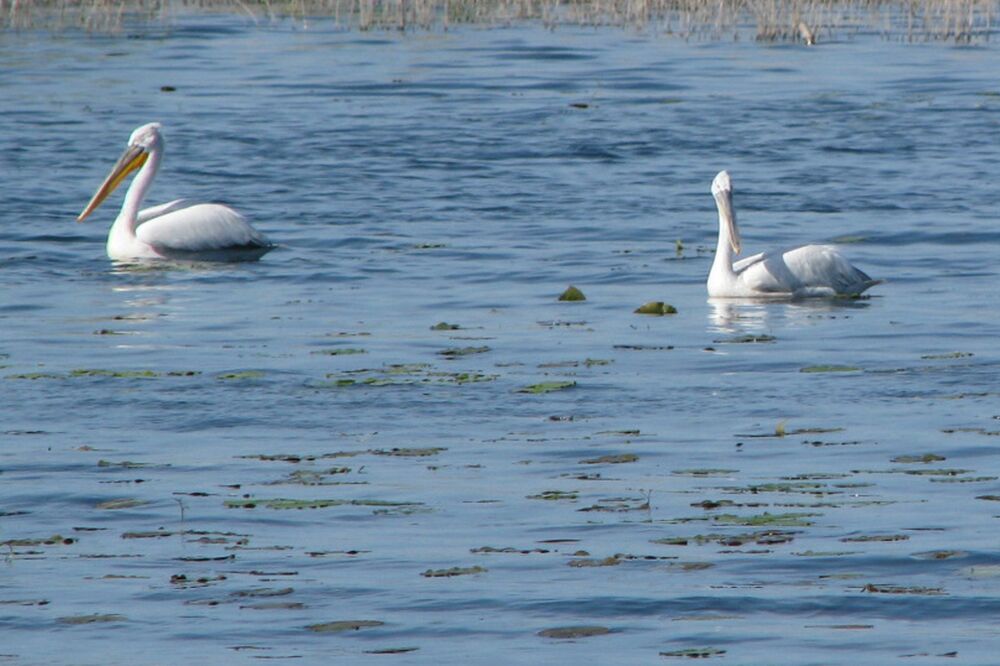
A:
[
  {"left": 711, "top": 170, "right": 740, "bottom": 255},
  {"left": 78, "top": 122, "right": 163, "bottom": 223}
]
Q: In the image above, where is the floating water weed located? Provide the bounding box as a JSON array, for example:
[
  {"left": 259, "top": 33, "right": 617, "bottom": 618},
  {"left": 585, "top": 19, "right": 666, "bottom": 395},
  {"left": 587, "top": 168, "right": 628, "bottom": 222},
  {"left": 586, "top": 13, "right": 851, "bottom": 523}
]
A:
[
  {"left": 306, "top": 620, "right": 385, "bottom": 632},
  {"left": 517, "top": 381, "right": 576, "bottom": 394},
  {"left": 634, "top": 301, "right": 677, "bottom": 315},
  {"left": 660, "top": 647, "right": 726, "bottom": 658},
  {"left": 57, "top": 613, "right": 126, "bottom": 625},
  {"left": 420, "top": 566, "right": 487, "bottom": 577},
  {"left": 558, "top": 286, "right": 586, "bottom": 301},
  {"left": 538, "top": 626, "right": 612, "bottom": 639},
  {"left": 712, "top": 512, "right": 818, "bottom": 527}
]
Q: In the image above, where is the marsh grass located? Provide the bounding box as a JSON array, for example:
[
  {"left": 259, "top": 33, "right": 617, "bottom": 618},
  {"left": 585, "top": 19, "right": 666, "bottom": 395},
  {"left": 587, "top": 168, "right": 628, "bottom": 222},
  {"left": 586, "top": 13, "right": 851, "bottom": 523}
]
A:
[{"left": 3, "top": 0, "right": 996, "bottom": 41}]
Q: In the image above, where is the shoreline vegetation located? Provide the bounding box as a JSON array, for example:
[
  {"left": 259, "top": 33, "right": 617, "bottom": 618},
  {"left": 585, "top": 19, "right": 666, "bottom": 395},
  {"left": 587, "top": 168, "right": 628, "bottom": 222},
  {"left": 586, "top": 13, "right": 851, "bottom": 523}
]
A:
[{"left": 1, "top": 0, "right": 996, "bottom": 41}]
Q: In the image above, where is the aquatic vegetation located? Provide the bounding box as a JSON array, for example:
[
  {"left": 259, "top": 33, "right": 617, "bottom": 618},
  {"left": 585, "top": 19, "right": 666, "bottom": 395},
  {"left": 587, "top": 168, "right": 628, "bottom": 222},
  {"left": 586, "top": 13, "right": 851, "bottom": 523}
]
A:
[
  {"left": 921, "top": 351, "right": 973, "bottom": 360},
  {"left": 558, "top": 286, "right": 586, "bottom": 301},
  {"left": 800, "top": 365, "right": 862, "bottom": 373},
  {"left": 438, "top": 345, "right": 491, "bottom": 358},
  {"left": 634, "top": 301, "right": 677, "bottom": 315},
  {"left": 891, "top": 453, "right": 946, "bottom": 463},
  {"left": 216, "top": 370, "right": 265, "bottom": 381},
  {"left": 713, "top": 334, "right": 776, "bottom": 343},
  {"left": 420, "top": 566, "right": 487, "bottom": 577},
  {"left": 1, "top": 534, "right": 75, "bottom": 547},
  {"left": 430, "top": 322, "right": 461, "bottom": 330},
  {"left": 310, "top": 348, "right": 366, "bottom": 356},
  {"left": 538, "top": 626, "right": 612, "bottom": 639},
  {"left": 306, "top": 620, "right": 385, "bottom": 632},
  {"left": 660, "top": 647, "right": 726, "bottom": 658},
  {"left": 567, "top": 555, "right": 620, "bottom": 567},
  {"left": 57, "top": 613, "right": 127, "bottom": 624},
  {"left": 96, "top": 498, "right": 149, "bottom": 510},
  {"left": 517, "top": 380, "right": 576, "bottom": 394},
  {"left": 527, "top": 490, "right": 579, "bottom": 500},
  {"left": 580, "top": 453, "right": 639, "bottom": 464},
  {"left": 370, "top": 447, "right": 446, "bottom": 457},
  {"left": 225, "top": 497, "right": 422, "bottom": 510},
  {"left": 712, "top": 512, "right": 819, "bottom": 527}
]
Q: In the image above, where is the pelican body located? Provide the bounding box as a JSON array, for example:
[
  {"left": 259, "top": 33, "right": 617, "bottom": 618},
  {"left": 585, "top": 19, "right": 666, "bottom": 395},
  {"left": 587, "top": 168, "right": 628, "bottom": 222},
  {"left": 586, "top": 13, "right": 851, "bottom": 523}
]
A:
[
  {"left": 78, "top": 123, "right": 273, "bottom": 262},
  {"left": 707, "top": 171, "right": 877, "bottom": 298}
]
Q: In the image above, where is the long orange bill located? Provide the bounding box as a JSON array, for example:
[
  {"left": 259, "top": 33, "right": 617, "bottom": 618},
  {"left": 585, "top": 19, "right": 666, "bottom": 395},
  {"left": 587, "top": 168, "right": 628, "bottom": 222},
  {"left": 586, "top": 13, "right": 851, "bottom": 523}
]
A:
[{"left": 77, "top": 144, "right": 148, "bottom": 222}]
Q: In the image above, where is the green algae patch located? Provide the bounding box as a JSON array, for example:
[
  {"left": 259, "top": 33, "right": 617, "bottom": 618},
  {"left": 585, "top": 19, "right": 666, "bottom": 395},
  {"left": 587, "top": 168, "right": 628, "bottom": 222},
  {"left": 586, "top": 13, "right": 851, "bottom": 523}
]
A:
[
  {"left": 306, "top": 620, "right": 385, "bottom": 633},
  {"left": 96, "top": 498, "right": 149, "bottom": 510},
  {"left": 420, "top": 566, "right": 487, "bottom": 578},
  {"left": 862, "top": 584, "right": 945, "bottom": 595},
  {"left": 517, "top": 381, "right": 576, "bottom": 394},
  {"left": 581, "top": 453, "right": 639, "bottom": 465},
  {"left": 841, "top": 534, "right": 909, "bottom": 543},
  {"left": 538, "top": 625, "right": 612, "bottom": 639},
  {"left": 891, "top": 454, "right": 946, "bottom": 464},
  {"left": 634, "top": 301, "right": 677, "bottom": 315},
  {"left": 311, "top": 348, "right": 366, "bottom": 356},
  {"left": 1, "top": 534, "right": 75, "bottom": 547},
  {"left": 226, "top": 498, "right": 422, "bottom": 511},
  {"left": 70, "top": 369, "right": 158, "bottom": 379},
  {"left": 438, "top": 345, "right": 490, "bottom": 358},
  {"left": 568, "top": 556, "right": 621, "bottom": 567},
  {"left": 800, "top": 365, "right": 861, "bottom": 373},
  {"left": 6, "top": 372, "right": 64, "bottom": 380},
  {"left": 558, "top": 286, "right": 586, "bottom": 302},
  {"left": 527, "top": 490, "right": 579, "bottom": 501},
  {"left": 58, "top": 613, "right": 126, "bottom": 625},
  {"left": 660, "top": 647, "right": 726, "bottom": 658},
  {"left": 370, "top": 447, "right": 446, "bottom": 457},
  {"left": 713, "top": 334, "right": 776, "bottom": 344},
  {"left": 921, "top": 351, "right": 973, "bottom": 360},
  {"left": 713, "top": 512, "right": 818, "bottom": 527},
  {"left": 366, "top": 647, "right": 419, "bottom": 654},
  {"left": 430, "top": 322, "right": 461, "bottom": 330},
  {"left": 217, "top": 371, "right": 265, "bottom": 381}
]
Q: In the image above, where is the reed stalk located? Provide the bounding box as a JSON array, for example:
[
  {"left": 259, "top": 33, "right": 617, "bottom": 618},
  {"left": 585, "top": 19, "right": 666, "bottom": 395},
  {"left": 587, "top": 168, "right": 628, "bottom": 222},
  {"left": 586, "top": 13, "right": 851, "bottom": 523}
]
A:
[{"left": 2, "top": 0, "right": 996, "bottom": 41}]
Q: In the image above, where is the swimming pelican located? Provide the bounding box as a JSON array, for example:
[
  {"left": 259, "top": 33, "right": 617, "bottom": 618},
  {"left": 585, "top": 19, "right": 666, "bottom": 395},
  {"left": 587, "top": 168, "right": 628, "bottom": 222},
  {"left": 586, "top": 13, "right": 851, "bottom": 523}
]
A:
[
  {"left": 707, "top": 170, "right": 878, "bottom": 298},
  {"left": 78, "top": 122, "right": 273, "bottom": 262}
]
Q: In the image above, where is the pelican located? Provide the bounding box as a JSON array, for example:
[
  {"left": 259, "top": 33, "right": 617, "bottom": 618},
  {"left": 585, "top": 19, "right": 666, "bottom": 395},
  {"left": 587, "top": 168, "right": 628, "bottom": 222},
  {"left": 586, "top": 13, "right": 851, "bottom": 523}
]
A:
[
  {"left": 707, "top": 170, "right": 878, "bottom": 298},
  {"left": 78, "top": 122, "right": 273, "bottom": 262}
]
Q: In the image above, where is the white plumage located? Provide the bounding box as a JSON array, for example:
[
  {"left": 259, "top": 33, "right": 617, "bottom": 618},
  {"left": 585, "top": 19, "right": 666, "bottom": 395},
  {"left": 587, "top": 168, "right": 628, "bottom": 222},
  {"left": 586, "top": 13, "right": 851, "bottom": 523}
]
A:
[
  {"left": 78, "top": 123, "right": 273, "bottom": 262},
  {"left": 707, "top": 170, "right": 878, "bottom": 298}
]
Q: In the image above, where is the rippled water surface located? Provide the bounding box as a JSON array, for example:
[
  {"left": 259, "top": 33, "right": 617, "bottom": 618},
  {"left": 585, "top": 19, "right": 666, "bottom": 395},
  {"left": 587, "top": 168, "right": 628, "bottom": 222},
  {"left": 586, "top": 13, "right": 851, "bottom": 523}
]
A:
[{"left": 2, "top": 18, "right": 999, "bottom": 664}]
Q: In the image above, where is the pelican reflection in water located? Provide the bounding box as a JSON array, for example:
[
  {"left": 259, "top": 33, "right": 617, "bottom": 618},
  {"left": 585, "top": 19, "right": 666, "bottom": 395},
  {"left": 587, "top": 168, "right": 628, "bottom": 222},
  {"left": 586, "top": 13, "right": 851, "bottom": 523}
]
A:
[
  {"left": 78, "top": 122, "right": 273, "bottom": 262},
  {"left": 707, "top": 170, "right": 878, "bottom": 299}
]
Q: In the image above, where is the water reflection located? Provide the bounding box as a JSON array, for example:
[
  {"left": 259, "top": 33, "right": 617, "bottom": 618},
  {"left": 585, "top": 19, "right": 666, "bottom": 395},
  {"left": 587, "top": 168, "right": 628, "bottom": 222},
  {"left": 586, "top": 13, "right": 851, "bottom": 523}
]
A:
[{"left": 708, "top": 297, "right": 873, "bottom": 334}]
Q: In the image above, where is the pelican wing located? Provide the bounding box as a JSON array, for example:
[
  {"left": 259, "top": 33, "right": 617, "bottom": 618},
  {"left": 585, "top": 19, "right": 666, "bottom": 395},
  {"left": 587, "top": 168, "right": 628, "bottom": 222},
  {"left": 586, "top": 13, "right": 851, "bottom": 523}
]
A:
[
  {"left": 135, "top": 202, "right": 271, "bottom": 255},
  {"left": 781, "top": 245, "right": 876, "bottom": 296},
  {"left": 136, "top": 199, "right": 195, "bottom": 224}
]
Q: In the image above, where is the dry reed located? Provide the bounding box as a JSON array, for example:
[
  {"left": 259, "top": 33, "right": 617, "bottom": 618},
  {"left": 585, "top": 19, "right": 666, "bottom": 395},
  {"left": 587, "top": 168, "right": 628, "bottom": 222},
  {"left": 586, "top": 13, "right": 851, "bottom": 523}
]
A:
[{"left": 2, "top": 0, "right": 996, "bottom": 41}]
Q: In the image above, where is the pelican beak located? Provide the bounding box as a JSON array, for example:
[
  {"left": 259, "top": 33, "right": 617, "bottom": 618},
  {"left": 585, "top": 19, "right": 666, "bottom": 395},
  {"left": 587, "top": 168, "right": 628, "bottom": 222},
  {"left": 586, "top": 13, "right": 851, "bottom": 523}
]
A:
[
  {"left": 77, "top": 144, "right": 148, "bottom": 222},
  {"left": 715, "top": 187, "right": 741, "bottom": 255}
]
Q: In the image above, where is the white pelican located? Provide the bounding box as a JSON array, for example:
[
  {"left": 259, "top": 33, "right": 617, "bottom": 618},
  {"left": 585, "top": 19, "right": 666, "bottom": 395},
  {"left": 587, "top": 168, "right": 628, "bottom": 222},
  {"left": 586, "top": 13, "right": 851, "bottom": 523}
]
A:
[
  {"left": 707, "top": 170, "right": 878, "bottom": 298},
  {"left": 78, "top": 122, "right": 273, "bottom": 262}
]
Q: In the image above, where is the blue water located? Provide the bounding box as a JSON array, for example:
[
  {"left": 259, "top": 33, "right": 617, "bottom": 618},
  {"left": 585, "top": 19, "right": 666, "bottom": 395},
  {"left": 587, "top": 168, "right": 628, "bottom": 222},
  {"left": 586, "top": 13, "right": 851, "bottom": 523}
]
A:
[{"left": 1, "top": 18, "right": 999, "bottom": 664}]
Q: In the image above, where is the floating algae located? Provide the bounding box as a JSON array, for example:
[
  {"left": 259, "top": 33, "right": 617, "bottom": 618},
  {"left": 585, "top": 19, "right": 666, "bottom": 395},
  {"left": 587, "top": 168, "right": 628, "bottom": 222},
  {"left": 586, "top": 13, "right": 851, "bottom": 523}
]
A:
[
  {"left": 634, "top": 301, "right": 677, "bottom": 315},
  {"left": 517, "top": 381, "right": 576, "bottom": 394},
  {"left": 216, "top": 371, "right": 265, "bottom": 381},
  {"left": 712, "top": 512, "right": 818, "bottom": 527},
  {"left": 713, "top": 334, "right": 776, "bottom": 344},
  {"left": 96, "top": 498, "right": 149, "bottom": 510},
  {"left": 306, "top": 620, "right": 385, "bottom": 633},
  {"left": 430, "top": 322, "right": 461, "bottom": 330},
  {"left": 892, "top": 454, "right": 947, "bottom": 463},
  {"left": 580, "top": 453, "right": 638, "bottom": 464},
  {"left": 225, "top": 497, "right": 422, "bottom": 510},
  {"left": 438, "top": 345, "right": 491, "bottom": 358},
  {"left": 310, "top": 348, "right": 366, "bottom": 356},
  {"left": 370, "top": 447, "right": 446, "bottom": 457},
  {"left": 58, "top": 614, "right": 127, "bottom": 625},
  {"left": 527, "top": 490, "right": 579, "bottom": 501},
  {"left": 660, "top": 647, "right": 726, "bottom": 658},
  {"left": 800, "top": 365, "right": 861, "bottom": 373},
  {"left": 420, "top": 566, "right": 487, "bottom": 578},
  {"left": 538, "top": 626, "right": 612, "bottom": 639},
  {"left": 558, "top": 286, "right": 586, "bottom": 301}
]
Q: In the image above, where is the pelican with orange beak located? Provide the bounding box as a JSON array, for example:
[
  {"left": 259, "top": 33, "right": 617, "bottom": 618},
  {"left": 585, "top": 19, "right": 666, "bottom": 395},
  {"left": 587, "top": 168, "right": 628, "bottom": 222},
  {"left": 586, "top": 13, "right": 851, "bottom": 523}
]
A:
[{"left": 78, "top": 123, "right": 273, "bottom": 262}]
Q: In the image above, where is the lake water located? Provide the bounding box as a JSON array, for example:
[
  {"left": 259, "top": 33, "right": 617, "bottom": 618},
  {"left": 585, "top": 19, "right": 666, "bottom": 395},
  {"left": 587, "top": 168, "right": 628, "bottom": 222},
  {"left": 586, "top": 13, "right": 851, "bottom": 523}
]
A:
[{"left": 1, "top": 16, "right": 999, "bottom": 664}]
